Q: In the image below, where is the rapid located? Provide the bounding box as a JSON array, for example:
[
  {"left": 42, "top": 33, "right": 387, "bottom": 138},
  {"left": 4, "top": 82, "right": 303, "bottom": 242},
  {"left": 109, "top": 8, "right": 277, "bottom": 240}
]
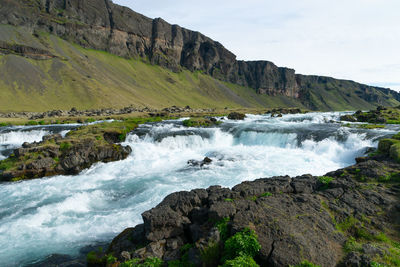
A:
[{"left": 0, "top": 112, "right": 398, "bottom": 266}]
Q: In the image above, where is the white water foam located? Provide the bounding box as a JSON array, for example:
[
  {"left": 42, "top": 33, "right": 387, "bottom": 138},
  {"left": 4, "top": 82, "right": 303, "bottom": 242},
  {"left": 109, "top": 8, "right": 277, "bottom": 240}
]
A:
[
  {"left": 0, "top": 112, "right": 397, "bottom": 266},
  {"left": 0, "top": 130, "right": 49, "bottom": 147}
]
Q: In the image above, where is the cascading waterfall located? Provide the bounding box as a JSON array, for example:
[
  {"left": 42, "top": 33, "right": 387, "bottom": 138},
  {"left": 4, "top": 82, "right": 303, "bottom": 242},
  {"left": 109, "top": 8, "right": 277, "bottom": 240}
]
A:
[{"left": 0, "top": 112, "right": 398, "bottom": 266}]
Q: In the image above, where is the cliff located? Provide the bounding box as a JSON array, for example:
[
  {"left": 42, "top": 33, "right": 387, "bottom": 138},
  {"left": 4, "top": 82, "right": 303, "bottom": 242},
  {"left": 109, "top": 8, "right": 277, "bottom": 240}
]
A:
[{"left": 0, "top": 0, "right": 399, "bottom": 111}]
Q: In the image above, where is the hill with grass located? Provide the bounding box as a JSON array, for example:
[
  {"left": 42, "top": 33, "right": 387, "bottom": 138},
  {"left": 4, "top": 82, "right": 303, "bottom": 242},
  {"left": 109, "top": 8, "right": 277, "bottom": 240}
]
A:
[{"left": 0, "top": 0, "right": 399, "bottom": 112}]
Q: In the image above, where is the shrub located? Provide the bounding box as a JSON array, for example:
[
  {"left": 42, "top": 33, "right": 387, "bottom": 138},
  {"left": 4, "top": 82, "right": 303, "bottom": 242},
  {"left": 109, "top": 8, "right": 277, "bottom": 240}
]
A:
[
  {"left": 26, "top": 120, "right": 38, "bottom": 126},
  {"left": 107, "top": 254, "right": 117, "bottom": 264},
  {"left": 223, "top": 228, "right": 261, "bottom": 260},
  {"left": 344, "top": 237, "right": 362, "bottom": 253},
  {"left": 216, "top": 217, "right": 230, "bottom": 241},
  {"left": 221, "top": 254, "right": 259, "bottom": 267},
  {"left": 201, "top": 242, "right": 221, "bottom": 266},
  {"left": 291, "top": 260, "right": 321, "bottom": 267},
  {"left": 60, "top": 142, "right": 72, "bottom": 151},
  {"left": 260, "top": 192, "right": 272, "bottom": 197},
  {"left": 182, "top": 119, "right": 194, "bottom": 127}
]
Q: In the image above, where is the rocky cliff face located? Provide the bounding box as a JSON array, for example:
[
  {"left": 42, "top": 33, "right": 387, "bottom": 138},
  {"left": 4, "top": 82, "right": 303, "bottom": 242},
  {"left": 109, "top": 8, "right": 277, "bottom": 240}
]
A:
[{"left": 1, "top": 0, "right": 399, "bottom": 107}]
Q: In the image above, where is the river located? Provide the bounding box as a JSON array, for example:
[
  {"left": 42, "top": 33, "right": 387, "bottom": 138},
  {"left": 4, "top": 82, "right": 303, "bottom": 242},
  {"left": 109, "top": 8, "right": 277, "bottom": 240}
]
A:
[{"left": 0, "top": 112, "right": 398, "bottom": 266}]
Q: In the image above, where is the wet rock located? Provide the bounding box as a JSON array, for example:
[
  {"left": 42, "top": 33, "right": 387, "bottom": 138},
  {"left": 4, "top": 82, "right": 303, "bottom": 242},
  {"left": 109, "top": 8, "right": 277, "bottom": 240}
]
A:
[
  {"left": 187, "top": 157, "right": 212, "bottom": 167},
  {"left": 340, "top": 114, "right": 357, "bottom": 122},
  {"left": 227, "top": 112, "right": 246, "bottom": 120}
]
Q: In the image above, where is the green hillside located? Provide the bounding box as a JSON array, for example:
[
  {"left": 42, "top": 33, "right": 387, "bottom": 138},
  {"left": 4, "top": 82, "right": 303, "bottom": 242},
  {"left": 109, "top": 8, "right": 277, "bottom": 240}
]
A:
[
  {"left": 0, "top": 25, "right": 398, "bottom": 112},
  {"left": 0, "top": 25, "right": 305, "bottom": 112}
]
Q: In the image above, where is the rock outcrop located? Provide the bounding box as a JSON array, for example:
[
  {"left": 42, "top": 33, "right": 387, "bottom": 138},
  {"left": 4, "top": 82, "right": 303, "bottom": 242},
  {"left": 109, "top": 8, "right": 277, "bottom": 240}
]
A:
[
  {"left": 0, "top": 133, "right": 131, "bottom": 181},
  {"left": 105, "top": 153, "right": 400, "bottom": 266},
  {"left": 2, "top": 0, "right": 399, "bottom": 107}
]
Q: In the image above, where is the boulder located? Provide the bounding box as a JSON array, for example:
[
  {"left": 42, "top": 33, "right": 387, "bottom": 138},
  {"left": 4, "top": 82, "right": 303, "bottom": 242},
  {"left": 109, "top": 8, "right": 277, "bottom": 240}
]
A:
[{"left": 227, "top": 112, "right": 246, "bottom": 120}]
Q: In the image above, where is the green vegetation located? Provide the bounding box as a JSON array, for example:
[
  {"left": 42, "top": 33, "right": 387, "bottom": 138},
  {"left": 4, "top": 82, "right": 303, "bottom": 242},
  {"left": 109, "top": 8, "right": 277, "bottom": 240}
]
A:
[
  {"left": 290, "top": 260, "right": 321, "bottom": 267},
  {"left": 120, "top": 257, "right": 163, "bottom": 267},
  {"left": 0, "top": 116, "right": 171, "bottom": 181},
  {"left": 317, "top": 176, "right": 334, "bottom": 190},
  {"left": 223, "top": 228, "right": 261, "bottom": 261},
  {"left": 182, "top": 117, "right": 221, "bottom": 127},
  {"left": 0, "top": 157, "right": 18, "bottom": 171},
  {"left": 1, "top": 25, "right": 398, "bottom": 112},
  {"left": 342, "top": 123, "right": 386, "bottom": 129},
  {"left": 260, "top": 192, "right": 272, "bottom": 197},
  {"left": 167, "top": 244, "right": 194, "bottom": 267},
  {"left": 216, "top": 217, "right": 230, "bottom": 242},
  {"left": 26, "top": 120, "right": 38, "bottom": 125},
  {"left": 221, "top": 254, "right": 259, "bottom": 267},
  {"left": 59, "top": 142, "right": 71, "bottom": 151},
  {"left": 0, "top": 25, "right": 307, "bottom": 112},
  {"left": 200, "top": 242, "right": 221, "bottom": 266}
]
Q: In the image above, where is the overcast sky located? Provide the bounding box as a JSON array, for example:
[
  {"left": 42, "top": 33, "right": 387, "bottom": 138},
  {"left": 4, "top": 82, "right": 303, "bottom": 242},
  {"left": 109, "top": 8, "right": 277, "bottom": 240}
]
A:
[{"left": 114, "top": 0, "right": 400, "bottom": 91}]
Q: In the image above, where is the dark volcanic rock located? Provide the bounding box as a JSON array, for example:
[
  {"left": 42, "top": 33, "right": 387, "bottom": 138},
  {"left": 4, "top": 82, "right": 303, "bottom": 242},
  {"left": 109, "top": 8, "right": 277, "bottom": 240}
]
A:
[
  {"left": 0, "top": 134, "right": 132, "bottom": 181},
  {"left": 107, "top": 157, "right": 400, "bottom": 266}
]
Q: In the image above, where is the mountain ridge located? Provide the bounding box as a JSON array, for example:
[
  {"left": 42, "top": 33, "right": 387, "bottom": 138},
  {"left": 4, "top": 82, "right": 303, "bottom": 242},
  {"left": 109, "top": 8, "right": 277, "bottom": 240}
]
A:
[{"left": 0, "top": 0, "right": 399, "bottom": 111}]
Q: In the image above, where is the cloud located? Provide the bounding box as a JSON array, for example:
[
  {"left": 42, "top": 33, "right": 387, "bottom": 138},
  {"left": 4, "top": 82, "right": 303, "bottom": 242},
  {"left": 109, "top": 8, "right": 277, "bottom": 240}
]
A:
[{"left": 113, "top": 0, "right": 400, "bottom": 91}]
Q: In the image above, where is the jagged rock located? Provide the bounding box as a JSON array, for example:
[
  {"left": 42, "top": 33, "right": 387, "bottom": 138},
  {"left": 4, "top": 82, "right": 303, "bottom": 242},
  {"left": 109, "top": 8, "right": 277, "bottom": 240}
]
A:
[
  {"left": 187, "top": 157, "right": 213, "bottom": 167},
  {"left": 0, "top": 134, "right": 132, "bottom": 181},
  {"left": 107, "top": 156, "right": 400, "bottom": 267}
]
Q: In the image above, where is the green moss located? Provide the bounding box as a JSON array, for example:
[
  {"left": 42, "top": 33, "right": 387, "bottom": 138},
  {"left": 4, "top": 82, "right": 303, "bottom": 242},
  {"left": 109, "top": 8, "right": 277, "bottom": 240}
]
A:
[
  {"left": 182, "top": 118, "right": 221, "bottom": 127},
  {"left": 378, "top": 139, "right": 400, "bottom": 154},
  {"left": 260, "top": 192, "right": 272, "bottom": 197},
  {"left": 335, "top": 216, "right": 358, "bottom": 232},
  {"left": 224, "top": 198, "right": 234, "bottom": 202},
  {"left": 0, "top": 157, "right": 18, "bottom": 171},
  {"left": 344, "top": 236, "right": 363, "bottom": 253},
  {"left": 389, "top": 143, "right": 400, "bottom": 162},
  {"left": 59, "top": 142, "right": 71, "bottom": 151},
  {"left": 318, "top": 176, "right": 334, "bottom": 190},
  {"left": 26, "top": 120, "right": 38, "bottom": 126}
]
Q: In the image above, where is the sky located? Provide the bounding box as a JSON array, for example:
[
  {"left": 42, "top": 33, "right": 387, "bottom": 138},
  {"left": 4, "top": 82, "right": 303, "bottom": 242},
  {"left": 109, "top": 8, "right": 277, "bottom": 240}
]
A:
[{"left": 114, "top": 0, "right": 400, "bottom": 91}]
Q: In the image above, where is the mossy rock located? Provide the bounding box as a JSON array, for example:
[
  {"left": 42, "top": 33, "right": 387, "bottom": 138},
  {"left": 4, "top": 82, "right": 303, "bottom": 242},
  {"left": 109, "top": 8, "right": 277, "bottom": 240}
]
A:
[
  {"left": 389, "top": 142, "right": 400, "bottom": 163},
  {"left": 378, "top": 139, "right": 400, "bottom": 154}
]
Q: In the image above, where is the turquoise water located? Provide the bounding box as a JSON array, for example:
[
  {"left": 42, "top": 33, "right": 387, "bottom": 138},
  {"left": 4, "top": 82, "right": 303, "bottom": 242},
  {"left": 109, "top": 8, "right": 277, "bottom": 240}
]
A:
[{"left": 0, "top": 113, "right": 397, "bottom": 266}]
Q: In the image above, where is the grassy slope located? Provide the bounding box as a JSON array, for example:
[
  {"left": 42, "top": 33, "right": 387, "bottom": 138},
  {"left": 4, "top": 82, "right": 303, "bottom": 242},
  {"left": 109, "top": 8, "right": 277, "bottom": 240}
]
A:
[
  {"left": 0, "top": 25, "right": 305, "bottom": 112},
  {"left": 0, "top": 25, "right": 398, "bottom": 112},
  {"left": 304, "top": 78, "right": 400, "bottom": 111}
]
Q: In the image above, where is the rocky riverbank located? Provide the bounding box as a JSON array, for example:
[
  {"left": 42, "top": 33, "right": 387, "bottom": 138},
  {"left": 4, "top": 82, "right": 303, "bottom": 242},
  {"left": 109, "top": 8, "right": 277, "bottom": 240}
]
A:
[
  {"left": 0, "top": 106, "right": 212, "bottom": 120},
  {"left": 0, "top": 117, "right": 169, "bottom": 181},
  {"left": 77, "top": 136, "right": 400, "bottom": 267}
]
